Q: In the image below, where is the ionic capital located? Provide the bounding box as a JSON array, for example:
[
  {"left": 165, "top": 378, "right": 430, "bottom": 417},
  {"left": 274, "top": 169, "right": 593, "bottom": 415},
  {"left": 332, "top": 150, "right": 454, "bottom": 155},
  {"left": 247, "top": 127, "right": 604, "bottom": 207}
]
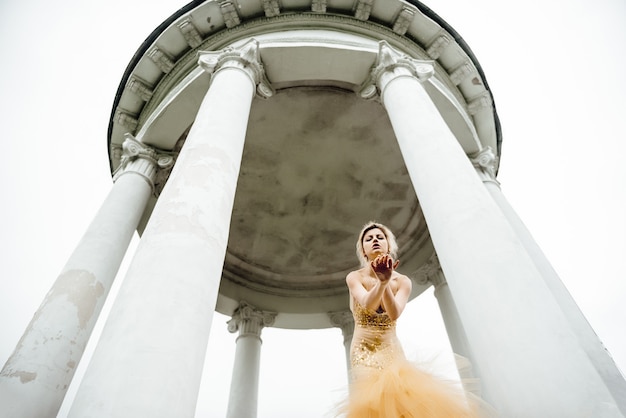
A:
[
  {"left": 198, "top": 38, "right": 274, "bottom": 98},
  {"left": 227, "top": 301, "right": 277, "bottom": 340},
  {"left": 470, "top": 147, "right": 500, "bottom": 186},
  {"left": 329, "top": 310, "right": 354, "bottom": 334},
  {"left": 360, "top": 41, "right": 434, "bottom": 100},
  {"left": 329, "top": 310, "right": 354, "bottom": 348},
  {"left": 428, "top": 268, "right": 447, "bottom": 289},
  {"left": 413, "top": 252, "right": 441, "bottom": 285},
  {"left": 112, "top": 134, "right": 175, "bottom": 193}
]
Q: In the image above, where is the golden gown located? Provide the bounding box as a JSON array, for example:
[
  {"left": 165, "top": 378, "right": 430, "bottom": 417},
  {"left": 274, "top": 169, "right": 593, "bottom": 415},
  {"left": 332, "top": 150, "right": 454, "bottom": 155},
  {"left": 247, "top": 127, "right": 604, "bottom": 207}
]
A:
[{"left": 340, "top": 301, "right": 490, "bottom": 418}]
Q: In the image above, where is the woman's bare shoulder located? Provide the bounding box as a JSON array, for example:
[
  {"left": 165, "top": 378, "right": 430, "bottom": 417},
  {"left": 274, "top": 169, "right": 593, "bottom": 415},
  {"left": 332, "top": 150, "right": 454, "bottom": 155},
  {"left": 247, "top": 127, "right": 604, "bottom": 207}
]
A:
[
  {"left": 346, "top": 268, "right": 366, "bottom": 283},
  {"left": 391, "top": 272, "right": 412, "bottom": 286}
]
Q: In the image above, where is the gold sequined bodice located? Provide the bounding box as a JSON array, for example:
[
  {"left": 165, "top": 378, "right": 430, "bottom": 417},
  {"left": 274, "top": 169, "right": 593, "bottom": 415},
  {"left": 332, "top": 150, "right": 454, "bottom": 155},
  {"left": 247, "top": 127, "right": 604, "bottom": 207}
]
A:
[
  {"left": 353, "top": 300, "right": 396, "bottom": 330},
  {"left": 350, "top": 300, "right": 402, "bottom": 373}
]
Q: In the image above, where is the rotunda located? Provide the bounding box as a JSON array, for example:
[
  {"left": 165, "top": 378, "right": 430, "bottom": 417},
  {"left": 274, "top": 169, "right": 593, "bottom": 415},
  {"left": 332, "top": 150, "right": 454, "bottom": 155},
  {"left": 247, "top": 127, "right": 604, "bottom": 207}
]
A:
[{"left": 1, "top": 1, "right": 624, "bottom": 417}]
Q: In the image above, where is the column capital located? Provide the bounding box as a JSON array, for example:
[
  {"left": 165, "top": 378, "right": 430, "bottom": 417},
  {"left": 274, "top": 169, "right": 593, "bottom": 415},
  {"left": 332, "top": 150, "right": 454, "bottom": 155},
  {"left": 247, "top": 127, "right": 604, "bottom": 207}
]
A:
[
  {"left": 428, "top": 268, "right": 447, "bottom": 289},
  {"left": 360, "top": 41, "right": 434, "bottom": 100},
  {"left": 328, "top": 310, "right": 354, "bottom": 335},
  {"left": 198, "top": 38, "right": 274, "bottom": 99},
  {"left": 329, "top": 310, "right": 355, "bottom": 359},
  {"left": 414, "top": 253, "right": 448, "bottom": 289},
  {"left": 227, "top": 301, "right": 277, "bottom": 339},
  {"left": 112, "top": 134, "right": 175, "bottom": 194},
  {"left": 470, "top": 146, "right": 500, "bottom": 186}
]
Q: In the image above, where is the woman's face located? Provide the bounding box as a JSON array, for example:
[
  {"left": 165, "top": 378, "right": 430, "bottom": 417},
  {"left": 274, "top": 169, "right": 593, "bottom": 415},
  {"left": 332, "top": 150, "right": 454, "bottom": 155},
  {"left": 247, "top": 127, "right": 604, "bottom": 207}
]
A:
[{"left": 362, "top": 228, "right": 389, "bottom": 261}]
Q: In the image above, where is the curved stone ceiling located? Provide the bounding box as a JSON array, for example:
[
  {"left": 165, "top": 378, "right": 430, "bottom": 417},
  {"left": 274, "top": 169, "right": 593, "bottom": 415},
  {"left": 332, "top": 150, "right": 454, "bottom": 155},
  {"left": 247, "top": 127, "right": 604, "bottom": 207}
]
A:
[
  {"left": 107, "top": 0, "right": 501, "bottom": 328},
  {"left": 224, "top": 87, "right": 428, "bottom": 289}
]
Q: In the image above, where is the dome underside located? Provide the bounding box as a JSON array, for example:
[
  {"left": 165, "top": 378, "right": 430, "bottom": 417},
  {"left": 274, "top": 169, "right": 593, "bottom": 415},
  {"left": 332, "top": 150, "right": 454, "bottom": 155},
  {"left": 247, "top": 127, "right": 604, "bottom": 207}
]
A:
[
  {"left": 108, "top": 0, "right": 500, "bottom": 327},
  {"left": 223, "top": 87, "right": 429, "bottom": 292}
]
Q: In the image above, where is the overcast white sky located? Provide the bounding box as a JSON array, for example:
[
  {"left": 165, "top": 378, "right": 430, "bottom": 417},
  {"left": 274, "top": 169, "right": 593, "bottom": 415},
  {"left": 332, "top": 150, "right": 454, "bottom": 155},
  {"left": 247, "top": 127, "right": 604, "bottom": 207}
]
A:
[{"left": 1, "top": 0, "right": 625, "bottom": 417}]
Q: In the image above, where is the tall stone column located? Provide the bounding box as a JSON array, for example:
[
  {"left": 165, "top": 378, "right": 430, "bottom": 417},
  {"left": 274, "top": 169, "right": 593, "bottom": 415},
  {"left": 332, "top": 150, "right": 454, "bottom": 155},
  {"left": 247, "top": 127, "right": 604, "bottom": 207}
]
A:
[
  {"left": 472, "top": 147, "right": 626, "bottom": 413},
  {"left": 226, "top": 302, "right": 276, "bottom": 418},
  {"left": 329, "top": 310, "right": 354, "bottom": 377},
  {"left": 419, "top": 255, "right": 481, "bottom": 395},
  {"left": 368, "top": 40, "right": 621, "bottom": 417},
  {"left": 416, "top": 255, "right": 471, "bottom": 359},
  {"left": 0, "top": 135, "right": 172, "bottom": 418},
  {"left": 68, "top": 38, "right": 273, "bottom": 418}
]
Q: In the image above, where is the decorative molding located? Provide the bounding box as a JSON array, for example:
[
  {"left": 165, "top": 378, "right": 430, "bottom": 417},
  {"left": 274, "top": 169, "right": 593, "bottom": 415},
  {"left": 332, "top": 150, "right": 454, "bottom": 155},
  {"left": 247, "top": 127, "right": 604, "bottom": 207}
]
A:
[
  {"left": 111, "top": 145, "right": 123, "bottom": 162},
  {"left": 467, "top": 92, "right": 492, "bottom": 115},
  {"left": 113, "top": 108, "right": 139, "bottom": 132},
  {"left": 392, "top": 6, "right": 416, "bottom": 36},
  {"left": 219, "top": 0, "right": 241, "bottom": 28},
  {"left": 428, "top": 269, "right": 447, "bottom": 288},
  {"left": 227, "top": 301, "right": 277, "bottom": 339},
  {"left": 427, "top": 34, "right": 451, "bottom": 60},
  {"left": 470, "top": 146, "right": 500, "bottom": 185},
  {"left": 450, "top": 61, "right": 475, "bottom": 86},
  {"left": 111, "top": 134, "right": 176, "bottom": 192},
  {"left": 147, "top": 46, "right": 175, "bottom": 74},
  {"left": 261, "top": 0, "right": 281, "bottom": 17},
  {"left": 360, "top": 41, "right": 434, "bottom": 99},
  {"left": 413, "top": 252, "right": 440, "bottom": 285},
  {"left": 354, "top": 0, "right": 373, "bottom": 21},
  {"left": 177, "top": 18, "right": 204, "bottom": 48},
  {"left": 329, "top": 310, "right": 354, "bottom": 330},
  {"left": 138, "top": 13, "right": 449, "bottom": 122},
  {"left": 198, "top": 38, "right": 274, "bottom": 98},
  {"left": 312, "top": 0, "right": 327, "bottom": 13},
  {"left": 329, "top": 310, "right": 354, "bottom": 345},
  {"left": 126, "top": 76, "right": 154, "bottom": 102}
]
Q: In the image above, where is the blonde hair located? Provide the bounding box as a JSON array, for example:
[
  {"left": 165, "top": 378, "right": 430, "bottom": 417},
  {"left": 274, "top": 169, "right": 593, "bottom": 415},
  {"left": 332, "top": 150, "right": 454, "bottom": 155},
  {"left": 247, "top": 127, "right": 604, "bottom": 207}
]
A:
[{"left": 355, "top": 221, "right": 398, "bottom": 267}]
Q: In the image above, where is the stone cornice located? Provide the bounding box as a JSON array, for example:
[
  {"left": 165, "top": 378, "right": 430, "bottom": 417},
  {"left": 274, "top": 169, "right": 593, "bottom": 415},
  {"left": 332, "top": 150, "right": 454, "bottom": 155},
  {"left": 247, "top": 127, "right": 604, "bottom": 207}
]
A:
[
  {"left": 392, "top": 5, "right": 417, "bottom": 36},
  {"left": 261, "top": 0, "right": 280, "bottom": 18},
  {"left": 135, "top": 13, "right": 455, "bottom": 129},
  {"left": 126, "top": 76, "right": 154, "bottom": 102},
  {"left": 108, "top": 0, "right": 501, "bottom": 173},
  {"left": 147, "top": 46, "right": 175, "bottom": 74},
  {"left": 219, "top": 0, "right": 241, "bottom": 28},
  {"left": 354, "top": 0, "right": 373, "bottom": 21},
  {"left": 177, "top": 18, "right": 204, "bottom": 48}
]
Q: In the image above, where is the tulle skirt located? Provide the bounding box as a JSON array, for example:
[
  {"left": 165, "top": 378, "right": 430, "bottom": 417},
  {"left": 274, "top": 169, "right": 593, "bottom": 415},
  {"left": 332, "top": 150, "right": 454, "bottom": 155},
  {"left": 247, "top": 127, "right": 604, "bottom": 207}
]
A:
[{"left": 337, "top": 356, "right": 493, "bottom": 418}]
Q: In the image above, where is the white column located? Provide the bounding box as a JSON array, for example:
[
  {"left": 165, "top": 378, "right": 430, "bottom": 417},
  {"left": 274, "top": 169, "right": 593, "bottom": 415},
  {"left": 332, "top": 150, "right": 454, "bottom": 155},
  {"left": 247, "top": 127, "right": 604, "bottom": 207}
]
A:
[
  {"left": 370, "top": 40, "right": 621, "bottom": 417},
  {"left": 472, "top": 147, "right": 626, "bottom": 413},
  {"left": 329, "top": 310, "right": 354, "bottom": 377},
  {"left": 422, "top": 256, "right": 482, "bottom": 395},
  {"left": 0, "top": 135, "right": 171, "bottom": 418},
  {"left": 68, "top": 38, "right": 272, "bottom": 418},
  {"left": 226, "top": 302, "right": 276, "bottom": 418}
]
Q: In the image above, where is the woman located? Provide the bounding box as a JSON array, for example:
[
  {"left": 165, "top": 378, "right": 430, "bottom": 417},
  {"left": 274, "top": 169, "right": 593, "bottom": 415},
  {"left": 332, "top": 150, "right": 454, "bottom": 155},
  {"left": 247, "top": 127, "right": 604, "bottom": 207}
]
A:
[{"left": 341, "top": 221, "right": 487, "bottom": 417}]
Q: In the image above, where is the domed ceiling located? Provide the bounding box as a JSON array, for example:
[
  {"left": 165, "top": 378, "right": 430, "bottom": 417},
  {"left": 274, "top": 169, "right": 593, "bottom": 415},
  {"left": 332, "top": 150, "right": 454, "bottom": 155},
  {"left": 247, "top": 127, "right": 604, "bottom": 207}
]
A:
[
  {"left": 107, "top": 0, "right": 500, "bottom": 327},
  {"left": 222, "top": 87, "right": 431, "bottom": 302}
]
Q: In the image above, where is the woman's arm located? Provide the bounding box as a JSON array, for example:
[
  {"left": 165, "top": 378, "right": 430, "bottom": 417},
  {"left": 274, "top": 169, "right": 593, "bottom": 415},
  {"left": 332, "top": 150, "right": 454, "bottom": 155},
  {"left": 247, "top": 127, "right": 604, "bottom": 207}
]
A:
[
  {"left": 346, "top": 271, "right": 388, "bottom": 312},
  {"left": 380, "top": 275, "right": 412, "bottom": 320},
  {"left": 370, "top": 255, "right": 411, "bottom": 320}
]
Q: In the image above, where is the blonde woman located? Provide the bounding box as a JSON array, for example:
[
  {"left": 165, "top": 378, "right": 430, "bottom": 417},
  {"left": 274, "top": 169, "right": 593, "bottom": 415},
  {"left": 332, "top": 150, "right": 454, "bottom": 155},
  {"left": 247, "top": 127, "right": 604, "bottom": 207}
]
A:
[{"left": 342, "top": 221, "right": 490, "bottom": 417}]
